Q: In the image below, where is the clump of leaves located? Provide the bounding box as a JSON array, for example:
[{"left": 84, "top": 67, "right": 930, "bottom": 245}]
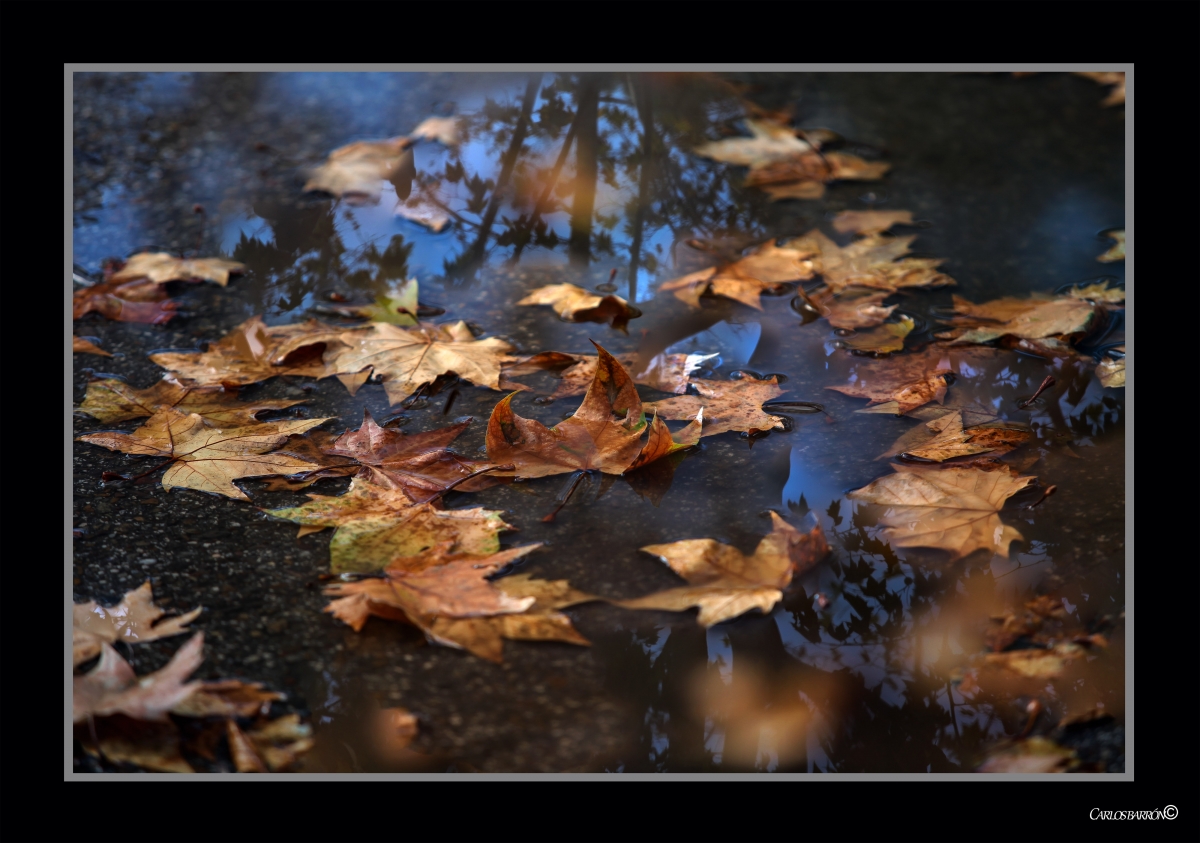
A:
[{"left": 619, "top": 513, "right": 830, "bottom": 626}]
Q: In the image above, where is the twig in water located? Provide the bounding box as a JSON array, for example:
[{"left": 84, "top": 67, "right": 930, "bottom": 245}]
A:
[
  {"left": 542, "top": 470, "right": 589, "bottom": 522},
  {"left": 1025, "top": 484, "right": 1057, "bottom": 510},
  {"left": 1018, "top": 376, "right": 1056, "bottom": 409}
]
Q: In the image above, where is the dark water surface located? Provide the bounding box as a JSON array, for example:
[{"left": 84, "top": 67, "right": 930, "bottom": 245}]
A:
[{"left": 72, "top": 72, "right": 1125, "bottom": 773}]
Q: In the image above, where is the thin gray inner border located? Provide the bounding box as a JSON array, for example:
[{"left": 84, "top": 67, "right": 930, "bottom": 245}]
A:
[{"left": 65, "top": 61, "right": 1132, "bottom": 782}]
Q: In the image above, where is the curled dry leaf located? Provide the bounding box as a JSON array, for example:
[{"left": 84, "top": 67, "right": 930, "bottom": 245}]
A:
[
  {"left": 517, "top": 283, "right": 641, "bottom": 333},
  {"left": 78, "top": 408, "right": 331, "bottom": 501},
  {"left": 1096, "top": 229, "right": 1124, "bottom": 263},
  {"left": 73, "top": 335, "right": 112, "bottom": 356},
  {"left": 78, "top": 377, "right": 303, "bottom": 426},
  {"left": 74, "top": 633, "right": 205, "bottom": 723},
  {"left": 110, "top": 252, "right": 246, "bottom": 287},
  {"left": 644, "top": 375, "right": 786, "bottom": 437},
  {"left": 73, "top": 581, "right": 203, "bottom": 667},
  {"left": 619, "top": 513, "right": 829, "bottom": 627},
  {"left": 73, "top": 277, "right": 180, "bottom": 325},
  {"left": 151, "top": 315, "right": 345, "bottom": 387},
  {"left": 486, "top": 342, "right": 647, "bottom": 478},
  {"left": 328, "top": 320, "right": 514, "bottom": 406},
  {"left": 847, "top": 462, "right": 1037, "bottom": 561},
  {"left": 882, "top": 410, "right": 1032, "bottom": 462},
  {"left": 267, "top": 474, "right": 514, "bottom": 573},
  {"left": 1095, "top": 347, "right": 1125, "bottom": 388},
  {"left": 659, "top": 240, "right": 816, "bottom": 309}
]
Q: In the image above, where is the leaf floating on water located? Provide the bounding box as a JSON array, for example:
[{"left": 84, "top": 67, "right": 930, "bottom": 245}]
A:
[
  {"left": 659, "top": 240, "right": 817, "bottom": 309},
  {"left": 619, "top": 513, "right": 830, "bottom": 627},
  {"left": 793, "top": 229, "right": 955, "bottom": 294},
  {"left": 78, "top": 377, "right": 303, "bottom": 426},
  {"left": 842, "top": 315, "right": 915, "bottom": 354},
  {"left": 847, "top": 462, "right": 1037, "bottom": 561},
  {"left": 518, "top": 283, "right": 641, "bottom": 333},
  {"left": 304, "top": 137, "right": 413, "bottom": 203},
  {"left": 887, "top": 411, "right": 1032, "bottom": 462},
  {"left": 110, "top": 252, "right": 246, "bottom": 287},
  {"left": 809, "top": 287, "right": 896, "bottom": 330},
  {"left": 73, "top": 277, "right": 180, "bottom": 325},
  {"left": 644, "top": 375, "right": 786, "bottom": 437}
]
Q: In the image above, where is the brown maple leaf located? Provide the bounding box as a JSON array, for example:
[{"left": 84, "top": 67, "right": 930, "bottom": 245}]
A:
[
  {"left": 151, "top": 315, "right": 345, "bottom": 388},
  {"left": 517, "top": 283, "right": 642, "bottom": 333},
  {"left": 794, "top": 228, "right": 955, "bottom": 294},
  {"left": 110, "top": 252, "right": 246, "bottom": 286},
  {"left": 324, "top": 543, "right": 539, "bottom": 628},
  {"left": 73, "top": 582, "right": 203, "bottom": 667},
  {"left": 78, "top": 377, "right": 303, "bottom": 426},
  {"left": 842, "top": 314, "right": 915, "bottom": 354},
  {"left": 74, "top": 633, "right": 205, "bottom": 723},
  {"left": 847, "top": 462, "right": 1037, "bottom": 561},
  {"left": 485, "top": 342, "right": 648, "bottom": 478},
  {"left": 827, "top": 344, "right": 1007, "bottom": 414},
  {"left": 502, "top": 350, "right": 717, "bottom": 401},
  {"left": 78, "top": 408, "right": 331, "bottom": 501},
  {"left": 304, "top": 137, "right": 414, "bottom": 203},
  {"left": 879, "top": 410, "right": 1032, "bottom": 463},
  {"left": 266, "top": 474, "right": 514, "bottom": 573},
  {"left": 73, "top": 335, "right": 112, "bottom": 356},
  {"left": 946, "top": 296, "right": 1097, "bottom": 345},
  {"left": 327, "top": 320, "right": 515, "bottom": 406},
  {"left": 619, "top": 513, "right": 830, "bottom": 627},
  {"left": 807, "top": 287, "right": 897, "bottom": 330},
  {"left": 644, "top": 374, "right": 786, "bottom": 437},
  {"left": 693, "top": 118, "right": 888, "bottom": 200},
  {"left": 659, "top": 239, "right": 817, "bottom": 309},
  {"left": 73, "top": 277, "right": 180, "bottom": 325}
]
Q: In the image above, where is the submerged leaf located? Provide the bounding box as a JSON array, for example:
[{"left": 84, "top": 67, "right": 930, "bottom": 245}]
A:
[{"left": 842, "top": 315, "right": 915, "bottom": 354}]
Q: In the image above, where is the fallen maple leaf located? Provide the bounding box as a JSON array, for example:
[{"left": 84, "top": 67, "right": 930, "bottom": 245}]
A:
[
  {"left": 644, "top": 374, "right": 786, "bottom": 437},
  {"left": 73, "top": 335, "right": 112, "bottom": 356},
  {"left": 619, "top": 513, "right": 829, "bottom": 626},
  {"left": 793, "top": 229, "right": 955, "bottom": 294},
  {"left": 659, "top": 240, "right": 816, "bottom": 309},
  {"left": 1074, "top": 71, "right": 1125, "bottom": 107},
  {"left": 831, "top": 210, "right": 914, "bottom": 235},
  {"left": 78, "top": 408, "right": 331, "bottom": 501},
  {"left": 418, "top": 573, "right": 598, "bottom": 663},
  {"left": 694, "top": 118, "right": 888, "bottom": 200},
  {"left": 807, "top": 287, "right": 897, "bottom": 330},
  {"left": 842, "top": 314, "right": 915, "bottom": 354},
  {"left": 73, "top": 277, "right": 180, "bottom": 324},
  {"left": 73, "top": 581, "right": 203, "bottom": 667},
  {"left": 328, "top": 320, "right": 514, "bottom": 406},
  {"left": 78, "top": 377, "right": 303, "bottom": 426},
  {"left": 74, "top": 633, "right": 204, "bottom": 723},
  {"left": 828, "top": 344, "right": 1006, "bottom": 414},
  {"left": 304, "top": 137, "right": 413, "bottom": 203},
  {"left": 948, "top": 296, "right": 1097, "bottom": 345},
  {"left": 268, "top": 474, "right": 514, "bottom": 573},
  {"left": 1096, "top": 229, "right": 1125, "bottom": 262},
  {"left": 880, "top": 410, "right": 1032, "bottom": 462},
  {"left": 324, "top": 543, "right": 540, "bottom": 629},
  {"left": 517, "top": 283, "right": 641, "bottom": 333},
  {"left": 1095, "top": 347, "right": 1125, "bottom": 388},
  {"left": 110, "top": 252, "right": 246, "bottom": 287},
  {"left": 485, "top": 342, "right": 648, "bottom": 478},
  {"left": 151, "top": 315, "right": 345, "bottom": 387},
  {"left": 503, "top": 350, "right": 718, "bottom": 401},
  {"left": 847, "top": 462, "right": 1037, "bottom": 561}
]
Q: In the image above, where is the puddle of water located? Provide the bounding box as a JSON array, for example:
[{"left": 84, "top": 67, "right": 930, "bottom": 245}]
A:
[{"left": 72, "top": 71, "right": 1125, "bottom": 773}]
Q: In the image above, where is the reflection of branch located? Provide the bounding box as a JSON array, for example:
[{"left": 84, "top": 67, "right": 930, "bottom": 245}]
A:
[
  {"left": 462, "top": 74, "right": 542, "bottom": 271},
  {"left": 626, "top": 74, "right": 655, "bottom": 301},
  {"left": 507, "top": 110, "right": 580, "bottom": 264}
]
